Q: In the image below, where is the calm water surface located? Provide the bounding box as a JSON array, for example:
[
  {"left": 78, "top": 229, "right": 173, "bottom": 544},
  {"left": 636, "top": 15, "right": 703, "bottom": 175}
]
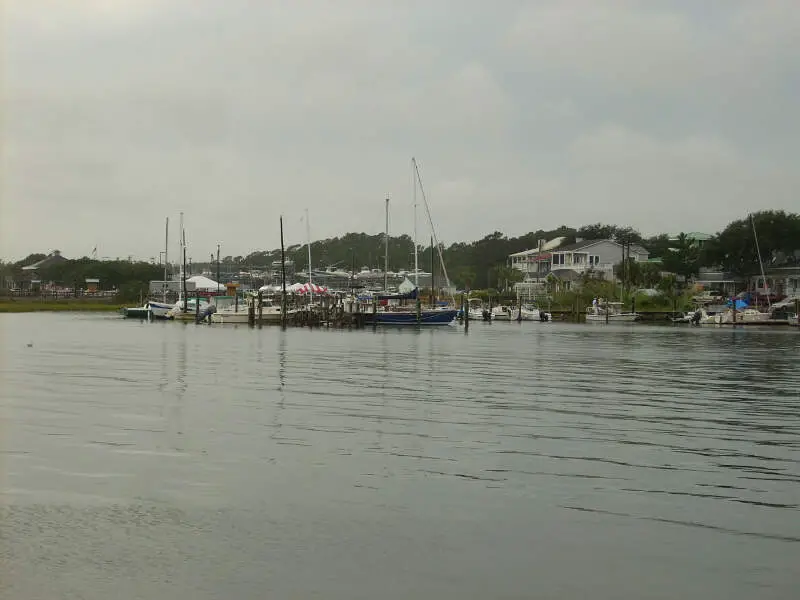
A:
[{"left": 1, "top": 313, "right": 799, "bottom": 599}]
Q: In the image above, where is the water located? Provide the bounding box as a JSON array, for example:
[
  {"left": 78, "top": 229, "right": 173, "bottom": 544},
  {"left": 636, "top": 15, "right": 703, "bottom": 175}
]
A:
[{"left": 1, "top": 313, "right": 798, "bottom": 599}]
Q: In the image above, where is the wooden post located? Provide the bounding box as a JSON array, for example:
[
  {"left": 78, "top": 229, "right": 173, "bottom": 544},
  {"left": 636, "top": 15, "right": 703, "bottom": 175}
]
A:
[
  {"left": 257, "top": 290, "right": 263, "bottom": 324},
  {"left": 195, "top": 295, "right": 200, "bottom": 322},
  {"left": 732, "top": 296, "right": 737, "bottom": 326},
  {"left": 248, "top": 296, "right": 255, "bottom": 326},
  {"left": 673, "top": 291, "right": 677, "bottom": 320},
  {"left": 796, "top": 298, "right": 799, "bottom": 328},
  {"left": 605, "top": 298, "right": 609, "bottom": 324},
  {"left": 464, "top": 290, "right": 470, "bottom": 332}
]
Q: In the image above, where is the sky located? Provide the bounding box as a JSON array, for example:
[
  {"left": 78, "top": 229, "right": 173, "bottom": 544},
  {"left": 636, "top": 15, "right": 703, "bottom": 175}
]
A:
[{"left": 1, "top": 0, "right": 798, "bottom": 263}]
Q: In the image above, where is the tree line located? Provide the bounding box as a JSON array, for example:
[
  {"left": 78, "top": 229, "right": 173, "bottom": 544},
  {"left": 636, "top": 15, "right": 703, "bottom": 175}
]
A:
[
  {"left": 2, "top": 210, "right": 798, "bottom": 295},
  {"left": 238, "top": 210, "right": 799, "bottom": 289}
]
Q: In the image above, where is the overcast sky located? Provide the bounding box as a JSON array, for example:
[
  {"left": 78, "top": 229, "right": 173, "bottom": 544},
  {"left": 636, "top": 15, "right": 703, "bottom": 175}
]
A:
[{"left": 2, "top": 0, "right": 798, "bottom": 262}]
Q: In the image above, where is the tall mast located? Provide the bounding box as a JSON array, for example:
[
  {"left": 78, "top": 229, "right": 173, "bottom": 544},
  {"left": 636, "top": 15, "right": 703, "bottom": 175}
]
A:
[
  {"left": 178, "top": 212, "right": 184, "bottom": 304},
  {"left": 180, "top": 212, "right": 188, "bottom": 313},
  {"left": 384, "top": 197, "right": 389, "bottom": 291},
  {"left": 306, "top": 208, "right": 313, "bottom": 303},
  {"left": 413, "top": 157, "right": 419, "bottom": 288},
  {"left": 163, "top": 217, "right": 169, "bottom": 302}
]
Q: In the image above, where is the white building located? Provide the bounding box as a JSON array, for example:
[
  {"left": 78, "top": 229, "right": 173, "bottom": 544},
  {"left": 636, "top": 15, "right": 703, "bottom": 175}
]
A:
[
  {"left": 509, "top": 236, "right": 566, "bottom": 280},
  {"left": 513, "top": 238, "right": 649, "bottom": 292}
]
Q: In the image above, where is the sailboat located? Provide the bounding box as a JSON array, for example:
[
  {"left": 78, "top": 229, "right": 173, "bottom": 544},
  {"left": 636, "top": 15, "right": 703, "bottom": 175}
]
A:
[
  {"left": 697, "top": 214, "right": 772, "bottom": 326},
  {"left": 122, "top": 217, "right": 174, "bottom": 319},
  {"left": 167, "top": 212, "right": 211, "bottom": 320},
  {"left": 364, "top": 160, "right": 459, "bottom": 326}
]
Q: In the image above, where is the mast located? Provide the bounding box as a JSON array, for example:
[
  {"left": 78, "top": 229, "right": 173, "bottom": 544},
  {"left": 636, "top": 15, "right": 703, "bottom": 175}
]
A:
[
  {"left": 216, "top": 244, "right": 220, "bottom": 295},
  {"left": 305, "top": 208, "right": 313, "bottom": 303},
  {"left": 413, "top": 158, "right": 419, "bottom": 288},
  {"left": 162, "top": 217, "right": 169, "bottom": 302},
  {"left": 751, "top": 213, "right": 771, "bottom": 309},
  {"left": 180, "top": 212, "right": 188, "bottom": 313},
  {"left": 430, "top": 235, "right": 435, "bottom": 307},
  {"left": 280, "top": 215, "right": 288, "bottom": 328},
  {"left": 384, "top": 197, "right": 389, "bottom": 291}
]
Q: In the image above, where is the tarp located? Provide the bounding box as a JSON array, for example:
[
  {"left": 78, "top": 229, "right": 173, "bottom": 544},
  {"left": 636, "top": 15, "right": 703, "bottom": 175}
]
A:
[
  {"left": 186, "top": 275, "right": 223, "bottom": 291},
  {"left": 725, "top": 298, "right": 749, "bottom": 310}
]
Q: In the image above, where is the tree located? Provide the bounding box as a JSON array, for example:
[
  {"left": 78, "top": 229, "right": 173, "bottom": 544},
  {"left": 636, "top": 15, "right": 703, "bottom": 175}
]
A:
[
  {"left": 451, "top": 266, "right": 477, "bottom": 289},
  {"left": 490, "top": 265, "right": 523, "bottom": 292},
  {"left": 704, "top": 210, "right": 800, "bottom": 276},
  {"left": 661, "top": 233, "right": 702, "bottom": 280},
  {"left": 644, "top": 234, "right": 672, "bottom": 258},
  {"left": 577, "top": 223, "right": 643, "bottom": 244}
]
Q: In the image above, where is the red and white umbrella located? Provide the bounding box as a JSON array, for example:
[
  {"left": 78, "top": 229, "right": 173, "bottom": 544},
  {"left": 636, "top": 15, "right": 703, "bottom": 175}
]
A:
[{"left": 296, "top": 283, "right": 329, "bottom": 295}]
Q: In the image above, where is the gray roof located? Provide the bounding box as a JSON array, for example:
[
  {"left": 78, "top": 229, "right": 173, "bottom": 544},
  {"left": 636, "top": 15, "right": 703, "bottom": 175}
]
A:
[
  {"left": 21, "top": 251, "right": 68, "bottom": 271},
  {"left": 552, "top": 239, "right": 607, "bottom": 252},
  {"left": 551, "top": 239, "right": 649, "bottom": 256}
]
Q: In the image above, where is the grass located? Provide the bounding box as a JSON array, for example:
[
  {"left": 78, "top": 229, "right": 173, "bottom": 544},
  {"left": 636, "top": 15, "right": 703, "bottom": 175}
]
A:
[{"left": 0, "top": 300, "right": 123, "bottom": 313}]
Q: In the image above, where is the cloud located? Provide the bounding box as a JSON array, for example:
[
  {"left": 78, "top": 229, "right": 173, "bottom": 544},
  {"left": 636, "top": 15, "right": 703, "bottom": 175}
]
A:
[
  {"left": 1, "top": 1, "right": 798, "bottom": 261},
  {"left": 561, "top": 125, "right": 800, "bottom": 234}
]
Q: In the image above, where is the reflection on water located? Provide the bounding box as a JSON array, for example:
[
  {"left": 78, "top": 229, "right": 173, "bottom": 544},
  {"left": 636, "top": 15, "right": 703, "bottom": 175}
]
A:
[{"left": 0, "top": 314, "right": 798, "bottom": 600}]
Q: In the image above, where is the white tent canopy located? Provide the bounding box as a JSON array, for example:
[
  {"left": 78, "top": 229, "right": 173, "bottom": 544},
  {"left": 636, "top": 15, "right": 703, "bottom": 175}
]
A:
[
  {"left": 398, "top": 278, "right": 417, "bottom": 294},
  {"left": 187, "top": 275, "right": 223, "bottom": 291}
]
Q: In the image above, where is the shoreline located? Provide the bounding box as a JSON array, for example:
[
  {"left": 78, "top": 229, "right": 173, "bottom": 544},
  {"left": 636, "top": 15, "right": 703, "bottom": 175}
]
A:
[{"left": 0, "top": 301, "right": 122, "bottom": 313}]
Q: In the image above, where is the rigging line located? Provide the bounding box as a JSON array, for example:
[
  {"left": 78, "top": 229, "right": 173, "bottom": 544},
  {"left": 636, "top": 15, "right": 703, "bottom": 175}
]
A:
[
  {"left": 750, "top": 213, "right": 771, "bottom": 309},
  {"left": 412, "top": 158, "right": 454, "bottom": 304}
]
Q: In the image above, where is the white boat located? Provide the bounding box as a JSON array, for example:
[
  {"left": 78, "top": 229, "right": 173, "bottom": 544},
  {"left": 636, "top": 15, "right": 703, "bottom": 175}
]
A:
[
  {"left": 468, "top": 307, "right": 489, "bottom": 321},
  {"left": 491, "top": 306, "right": 514, "bottom": 321},
  {"left": 167, "top": 297, "right": 212, "bottom": 320},
  {"left": 146, "top": 300, "right": 173, "bottom": 319},
  {"left": 210, "top": 296, "right": 293, "bottom": 324},
  {"left": 698, "top": 307, "right": 772, "bottom": 325},
  {"left": 464, "top": 298, "right": 490, "bottom": 321},
  {"left": 518, "top": 305, "right": 552, "bottom": 322},
  {"left": 586, "top": 302, "right": 639, "bottom": 323},
  {"left": 789, "top": 314, "right": 798, "bottom": 327}
]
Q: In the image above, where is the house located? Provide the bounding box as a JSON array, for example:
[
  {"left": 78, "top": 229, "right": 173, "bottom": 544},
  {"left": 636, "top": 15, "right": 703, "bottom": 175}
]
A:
[
  {"left": 512, "top": 238, "right": 649, "bottom": 292},
  {"left": 749, "top": 266, "right": 800, "bottom": 300},
  {"left": 509, "top": 236, "right": 567, "bottom": 281},
  {"left": 669, "top": 232, "right": 713, "bottom": 249},
  {"left": 548, "top": 239, "right": 649, "bottom": 288},
  {"left": 21, "top": 250, "right": 68, "bottom": 273},
  {"left": 18, "top": 250, "right": 69, "bottom": 289},
  {"left": 85, "top": 278, "right": 100, "bottom": 293}
]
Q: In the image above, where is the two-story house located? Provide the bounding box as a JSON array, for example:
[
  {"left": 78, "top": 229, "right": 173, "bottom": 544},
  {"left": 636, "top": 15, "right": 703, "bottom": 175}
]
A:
[
  {"left": 512, "top": 238, "right": 650, "bottom": 292},
  {"left": 549, "top": 239, "right": 649, "bottom": 285}
]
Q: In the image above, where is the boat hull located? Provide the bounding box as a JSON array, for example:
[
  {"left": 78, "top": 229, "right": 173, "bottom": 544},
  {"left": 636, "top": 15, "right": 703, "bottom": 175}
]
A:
[
  {"left": 366, "top": 309, "right": 458, "bottom": 326},
  {"left": 211, "top": 309, "right": 287, "bottom": 324},
  {"left": 586, "top": 313, "right": 639, "bottom": 323},
  {"left": 146, "top": 301, "right": 172, "bottom": 319}
]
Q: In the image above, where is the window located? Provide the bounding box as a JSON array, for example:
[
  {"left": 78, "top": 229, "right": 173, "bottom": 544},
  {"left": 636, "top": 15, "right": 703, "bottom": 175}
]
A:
[
  {"left": 553, "top": 254, "right": 564, "bottom": 265},
  {"left": 589, "top": 255, "right": 600, "bottom": 266}
]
